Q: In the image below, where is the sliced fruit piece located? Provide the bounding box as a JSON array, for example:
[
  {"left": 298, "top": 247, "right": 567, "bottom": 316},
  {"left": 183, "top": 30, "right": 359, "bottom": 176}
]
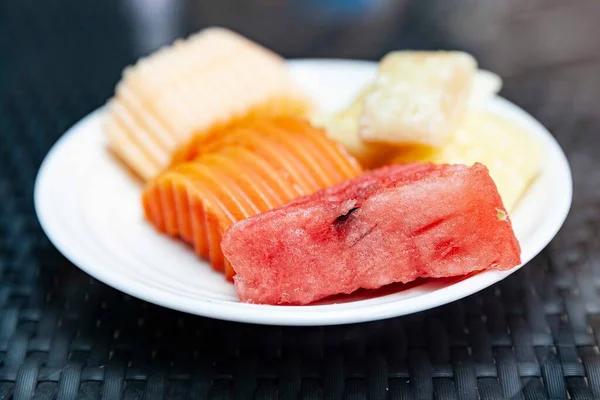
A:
[
  {"left": 359, "top": 51, "right": 476, "bottom": 146},
  {"left": 106, "top": 27, "right": 313, "bottom": 181},
  {"left": 390, "top": 110, "right": 541, "bottom": 210},
  {"left": 222, "top": 163, "right": 521, "bottom": 305},
  {"left": 311, "top": 62, "right": 500, "bottom": 169},
  {"left": 142, "top": 117, "right": 362, "bottom": 280}
]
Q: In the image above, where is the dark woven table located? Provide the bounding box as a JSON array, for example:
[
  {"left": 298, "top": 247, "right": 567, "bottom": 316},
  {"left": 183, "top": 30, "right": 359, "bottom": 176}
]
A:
[{"left": 2, "top": 0, "right": 600, "bottom": 398}]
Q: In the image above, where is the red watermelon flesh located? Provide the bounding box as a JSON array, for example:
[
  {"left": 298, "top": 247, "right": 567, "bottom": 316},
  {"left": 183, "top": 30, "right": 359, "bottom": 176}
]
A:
[{"left": 221, "top": 163, "right": 522, "bottom": 305}]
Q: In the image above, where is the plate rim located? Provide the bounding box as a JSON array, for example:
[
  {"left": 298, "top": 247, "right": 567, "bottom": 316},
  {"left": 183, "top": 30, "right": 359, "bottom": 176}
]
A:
[{"left": 34, "top": 59, "right": 573, "bottom": 326}]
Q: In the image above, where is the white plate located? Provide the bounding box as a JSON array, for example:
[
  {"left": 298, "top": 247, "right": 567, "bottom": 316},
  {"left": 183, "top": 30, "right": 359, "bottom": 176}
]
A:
[{"left": 35, "top": 59, "right": 572, "bottom": 326}]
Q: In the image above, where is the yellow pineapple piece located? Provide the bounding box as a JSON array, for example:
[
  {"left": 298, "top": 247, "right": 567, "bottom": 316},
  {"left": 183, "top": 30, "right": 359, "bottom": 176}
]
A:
[
  {"left": 312, "top": 64, "right": 502, "bottom": 168},
  {"left": 359, "top": 51, "right": 476, "bottom": 146},
  {"left": 390, "top": 109, "right": 541, "bottom": 210}
]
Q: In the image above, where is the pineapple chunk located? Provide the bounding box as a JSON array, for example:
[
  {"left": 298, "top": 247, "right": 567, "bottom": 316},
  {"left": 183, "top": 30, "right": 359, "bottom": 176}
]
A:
[
  {"left": 359, "top": 51, "right": 476, "bottom": 146},
  {"left": 311, "top": 63, "right": 502, "bottom": 168},
  {"left": 390, "top": 110, "right": 541, "bottom": 210}
]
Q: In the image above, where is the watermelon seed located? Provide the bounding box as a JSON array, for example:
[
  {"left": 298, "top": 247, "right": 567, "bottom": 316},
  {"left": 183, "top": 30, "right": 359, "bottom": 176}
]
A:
[
  {"left": 334, "top": 206, "right": 359, "bottom": 225},
  {"left": 496, "top": 208, "right": 507, "bottom": 221}
]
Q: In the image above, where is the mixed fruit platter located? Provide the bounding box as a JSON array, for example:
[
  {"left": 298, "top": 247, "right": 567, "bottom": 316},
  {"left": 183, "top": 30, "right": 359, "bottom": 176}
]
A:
[{"left": 103, "top": 27, "right": 541, "bottom": 305}]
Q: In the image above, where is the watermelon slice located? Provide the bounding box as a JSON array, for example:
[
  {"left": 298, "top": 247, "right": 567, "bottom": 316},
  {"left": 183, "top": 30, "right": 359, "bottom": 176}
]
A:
[{"left": 221, "top": 163, "right": 521, "bottom": 305}]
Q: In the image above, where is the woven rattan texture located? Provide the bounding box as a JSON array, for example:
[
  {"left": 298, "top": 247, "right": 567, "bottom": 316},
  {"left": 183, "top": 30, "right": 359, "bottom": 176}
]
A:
[{"left": 2, "top": 1, "right": 600, "bottom": 399}]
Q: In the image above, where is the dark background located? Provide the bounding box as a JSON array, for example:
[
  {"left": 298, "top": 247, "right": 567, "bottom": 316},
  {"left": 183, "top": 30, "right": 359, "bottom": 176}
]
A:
[{"left": 1, "top": 0, "right": 600, "bottom": 398}]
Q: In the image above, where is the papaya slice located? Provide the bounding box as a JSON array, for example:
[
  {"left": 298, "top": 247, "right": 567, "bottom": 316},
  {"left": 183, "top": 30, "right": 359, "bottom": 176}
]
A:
[{"left": 142, "top": 117, "right": 362, "bottom": 280}]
